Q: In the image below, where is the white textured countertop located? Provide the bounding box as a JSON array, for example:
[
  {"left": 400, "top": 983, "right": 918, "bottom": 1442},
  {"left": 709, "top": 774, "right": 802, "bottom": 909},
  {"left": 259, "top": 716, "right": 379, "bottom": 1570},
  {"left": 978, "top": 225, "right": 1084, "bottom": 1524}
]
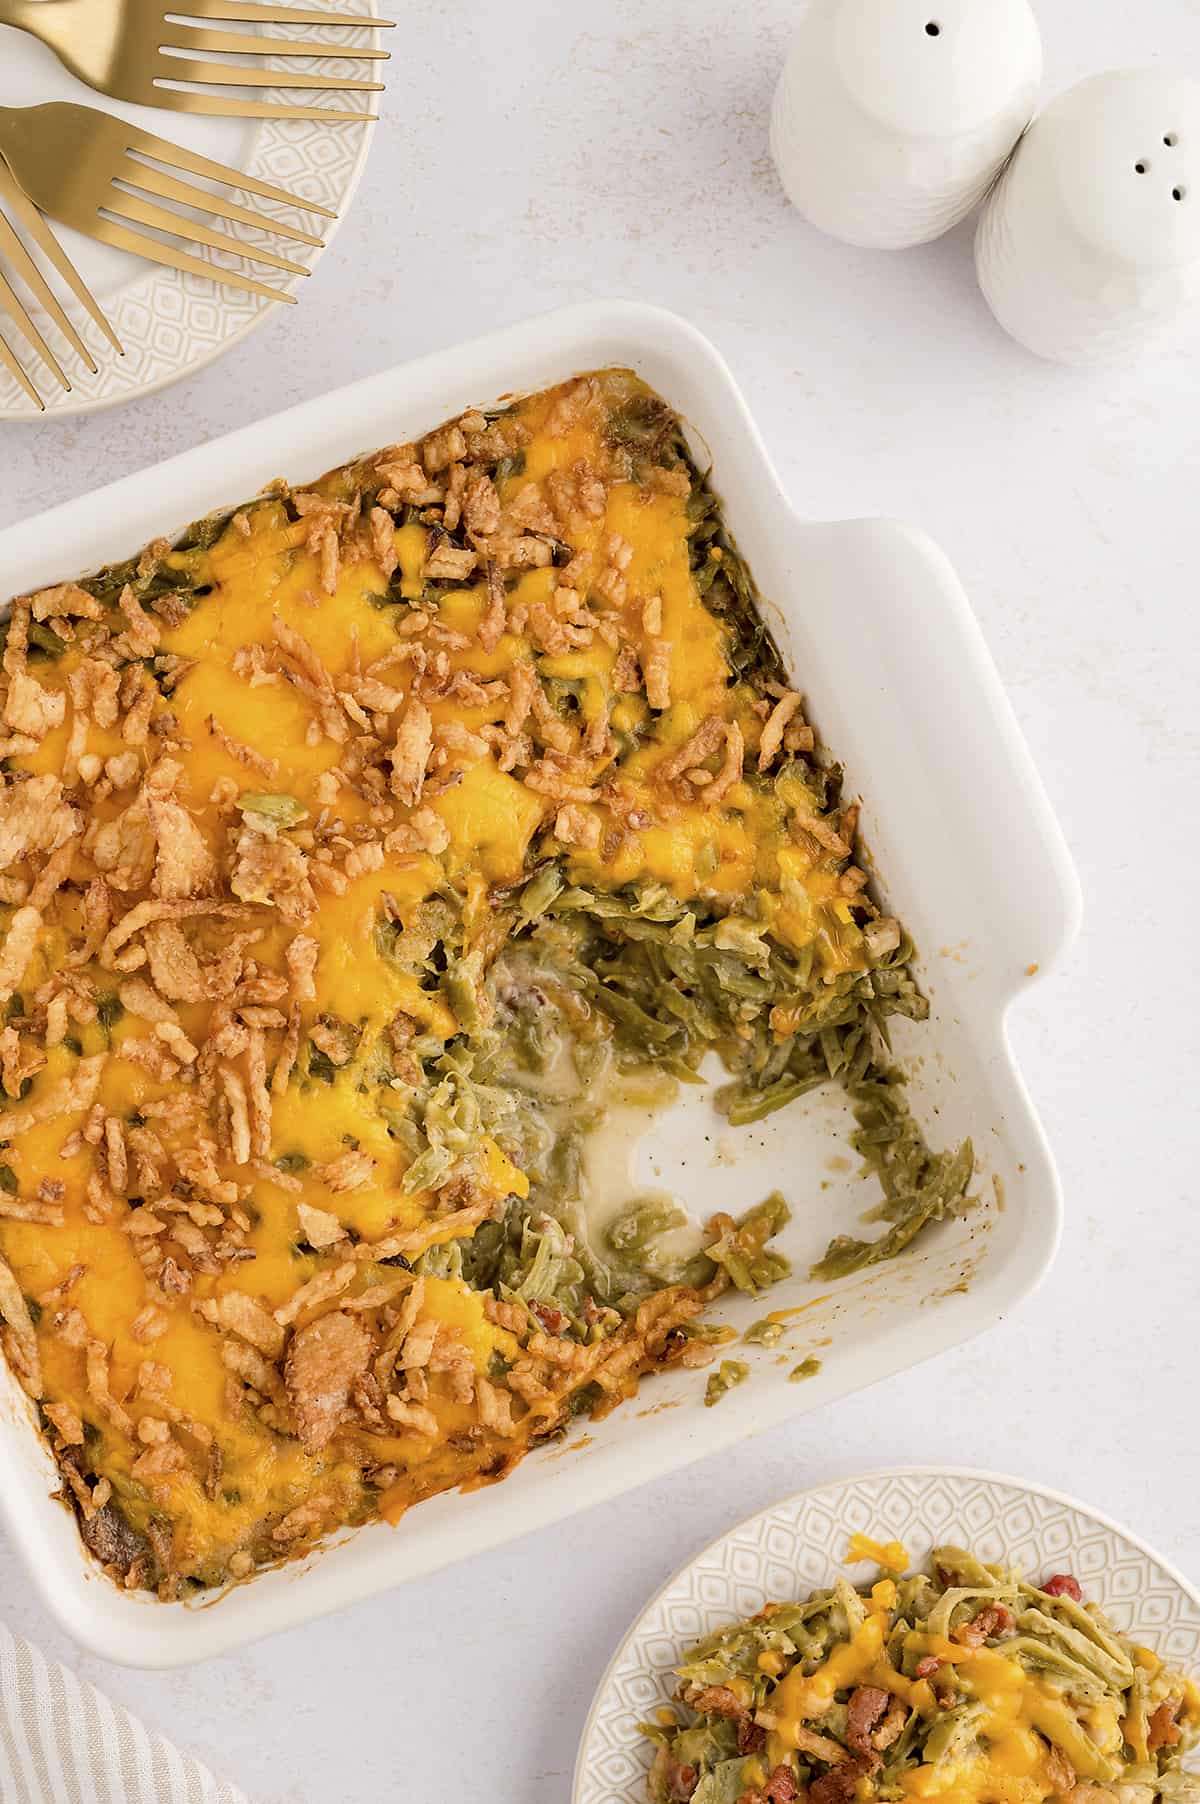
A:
[{"left": 1, "top": 2, "right": 1198, "bottom": 1800}]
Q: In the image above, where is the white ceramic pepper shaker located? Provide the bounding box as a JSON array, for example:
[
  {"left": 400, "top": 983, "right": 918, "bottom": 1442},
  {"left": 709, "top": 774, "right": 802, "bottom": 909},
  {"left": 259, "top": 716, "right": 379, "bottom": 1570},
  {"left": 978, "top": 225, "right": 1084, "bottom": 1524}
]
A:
[
  {"left": 976, "top": 69, "right": 1200, "bottom": 364},
  {"left": 770, "top": 0, "right": 1042, "bottom": 250}
]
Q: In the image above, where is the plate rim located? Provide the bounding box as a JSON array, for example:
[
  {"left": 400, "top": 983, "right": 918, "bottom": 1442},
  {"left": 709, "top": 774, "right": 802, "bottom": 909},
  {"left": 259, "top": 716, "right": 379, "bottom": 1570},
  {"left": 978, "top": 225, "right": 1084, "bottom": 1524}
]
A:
[
  {"left": 0, "top": 13, "right": 381, "bottom": 424},
  {"left": 571, "top": 1462, "right": 1200, "bottom": 1804}
]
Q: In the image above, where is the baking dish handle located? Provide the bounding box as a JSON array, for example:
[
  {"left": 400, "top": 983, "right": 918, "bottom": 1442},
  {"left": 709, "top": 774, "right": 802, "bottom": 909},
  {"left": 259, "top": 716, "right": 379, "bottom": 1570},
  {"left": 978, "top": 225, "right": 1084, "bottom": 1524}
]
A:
[{"left": 785, "top": 515, "right": 1082, "bottom": 999}]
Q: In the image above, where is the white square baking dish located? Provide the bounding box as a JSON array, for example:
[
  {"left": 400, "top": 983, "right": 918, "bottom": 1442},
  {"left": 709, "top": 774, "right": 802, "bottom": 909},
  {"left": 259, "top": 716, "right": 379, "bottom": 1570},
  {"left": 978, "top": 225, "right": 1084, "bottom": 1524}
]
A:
[{"left": 0, "top": 301, "right": 1080, "bottom": 1668}]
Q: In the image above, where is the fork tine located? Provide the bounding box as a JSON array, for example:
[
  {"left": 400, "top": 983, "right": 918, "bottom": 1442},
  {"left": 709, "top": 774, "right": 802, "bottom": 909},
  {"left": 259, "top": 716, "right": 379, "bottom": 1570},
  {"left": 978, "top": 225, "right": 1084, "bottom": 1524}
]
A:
[
  {"left": 93, "top": 218, "right": 297, "bottom": 304},
  {"left": 0, "top": 268, "right": 70, "bottom": 392},
  {"left": 0, "top": 164, "right": 123, "bottom": 355},
  {"left": 157, "top": 58, "right": 383, "bottom": 90},
  {"left": 122, "top": 126, "right": 338, "bottom": 219},
  {"left": 176, "top": 0, "right": 395, "bottom": 27},
  {"left": 108, "top": 191, "right": 311, "bottom": 276},
  {"left": 0, "top": 329, "right": 43, "bottom": 411},
  {"left": 167, "top": 25, "right": 390, "bottom": 57},
  {"left": 120, "top": 159, "right": 324, "bottom": 249},
  {"left": 146, "top": 89, "right": 376, "bottom": 122},
  {"left": 0, "top": 196, "right": 97, "bottom": 374}
]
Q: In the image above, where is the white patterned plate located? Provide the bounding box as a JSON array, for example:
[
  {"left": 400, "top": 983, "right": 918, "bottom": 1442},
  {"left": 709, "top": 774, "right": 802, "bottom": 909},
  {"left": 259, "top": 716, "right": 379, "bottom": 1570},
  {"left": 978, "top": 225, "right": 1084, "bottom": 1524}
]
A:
[
  {"left": 573, "top": 1467, "right": 1200, "bottom": 1804},
  {"left": 0, "top": 2, "right": 381, "bottom": 421}
]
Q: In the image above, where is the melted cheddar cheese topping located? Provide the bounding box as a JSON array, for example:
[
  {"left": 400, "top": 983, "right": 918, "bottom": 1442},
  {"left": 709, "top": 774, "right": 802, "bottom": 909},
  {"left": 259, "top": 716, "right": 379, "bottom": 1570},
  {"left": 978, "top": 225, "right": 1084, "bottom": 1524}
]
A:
[{"left": 0, "top": 371, "right": 879, "bottom": 1592}]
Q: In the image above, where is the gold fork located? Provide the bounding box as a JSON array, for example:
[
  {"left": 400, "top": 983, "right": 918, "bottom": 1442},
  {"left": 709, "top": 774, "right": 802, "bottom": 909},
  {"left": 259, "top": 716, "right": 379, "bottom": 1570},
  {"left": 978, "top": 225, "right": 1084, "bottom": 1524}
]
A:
[
  {"left": 0, "top": 103, "right": 338, "bottom": 306},
  {"left": 0, "top": 153, "right": 122, "bottom": 412},
  {"left": 0, "top": 0, "right": 392, "bottom": 123}
]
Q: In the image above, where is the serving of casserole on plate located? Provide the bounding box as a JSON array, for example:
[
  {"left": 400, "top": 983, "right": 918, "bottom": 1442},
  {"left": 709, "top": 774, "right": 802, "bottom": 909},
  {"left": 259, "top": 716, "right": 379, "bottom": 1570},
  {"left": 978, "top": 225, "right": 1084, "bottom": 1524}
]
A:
[
  {"left": 573, "top": 1470, "right": 1200, "bottom": 1804},
  {"left": 0, "top": 305, "right": 1079, "bottom": 1665}
]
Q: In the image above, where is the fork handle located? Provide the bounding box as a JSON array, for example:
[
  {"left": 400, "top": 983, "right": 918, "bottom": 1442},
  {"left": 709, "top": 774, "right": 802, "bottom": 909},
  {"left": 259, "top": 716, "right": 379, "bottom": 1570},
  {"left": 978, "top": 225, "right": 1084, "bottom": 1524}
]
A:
[{"left": 0, "top": 1, "right": 46, "bottom": 27}]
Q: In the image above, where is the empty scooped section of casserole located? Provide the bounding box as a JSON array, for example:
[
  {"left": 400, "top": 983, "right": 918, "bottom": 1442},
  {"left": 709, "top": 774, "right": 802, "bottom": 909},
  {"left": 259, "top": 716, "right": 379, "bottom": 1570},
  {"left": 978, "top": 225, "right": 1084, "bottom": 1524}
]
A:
[{"left": 0, "top": 370, "right": 972, "bottom": 1595}]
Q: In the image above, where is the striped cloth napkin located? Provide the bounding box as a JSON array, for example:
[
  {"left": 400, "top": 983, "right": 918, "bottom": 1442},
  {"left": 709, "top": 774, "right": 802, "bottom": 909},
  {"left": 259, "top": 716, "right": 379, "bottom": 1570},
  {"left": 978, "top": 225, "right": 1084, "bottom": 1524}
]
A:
[{"left": 0, "top": 1623, "right": 250, "bottom": 1804}]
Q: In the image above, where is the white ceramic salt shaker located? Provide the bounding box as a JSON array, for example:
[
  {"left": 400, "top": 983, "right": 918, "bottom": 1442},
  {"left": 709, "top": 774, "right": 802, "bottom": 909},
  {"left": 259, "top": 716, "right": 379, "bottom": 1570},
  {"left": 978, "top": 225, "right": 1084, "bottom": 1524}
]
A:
[
  {"left": 770, "top": 0, "right": 1042, "bottom": 250},
  {"left": 976, "top": 69, "right": 1200, "bottom": 364}
]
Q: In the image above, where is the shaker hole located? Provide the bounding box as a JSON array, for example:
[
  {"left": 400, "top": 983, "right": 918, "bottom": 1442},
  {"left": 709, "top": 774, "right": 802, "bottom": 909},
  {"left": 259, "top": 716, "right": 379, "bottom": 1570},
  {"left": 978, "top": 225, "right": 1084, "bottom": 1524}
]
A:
[
  {"left": 1135, "top": 162, "right": 1148, "bottom": 174},
  {"left": 1164, "top": 133, "right": 1178, "bottom": 147},
  {"left": 925, "top": 21, "right": 940, "bottom": 35},
  {"left": 1173, "top": 186, "right": 1186, "bottom": 202}
]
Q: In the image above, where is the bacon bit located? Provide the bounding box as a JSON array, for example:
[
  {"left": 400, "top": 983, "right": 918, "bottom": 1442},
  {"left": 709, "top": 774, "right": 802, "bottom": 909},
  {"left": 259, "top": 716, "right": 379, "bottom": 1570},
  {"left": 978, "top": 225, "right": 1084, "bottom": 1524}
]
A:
[
  {"left": 915, "top": 1655, "right": 942, "bottom": 1678},
  {"left": 952, "top": 1603, "right": 1015, "bottom": 1646},
  {"left": 198, "top": 1289, "right": 285, "bottom": 1358},
  {"left": 686, "top": 1685, "right": 746, "bottom": 1723},
  {"left": 764, "top": 1767, "right": 799, "bottom": 1804},
  {"left": 808, "top": 1756, "right": 875, "bottom": 1804},
  {"left": 1041, "top": 1573, "right": 1083, "bottom": 1601},
  {"left": 846, "top": 1686, "right": 890, "bottom": 1754},
  {"left": 286, "top": 1308, "right": 372, "bottom": 1453},
  {"left": 1147, "top": 1701, "right": 1182, "bottom": 1753}
]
